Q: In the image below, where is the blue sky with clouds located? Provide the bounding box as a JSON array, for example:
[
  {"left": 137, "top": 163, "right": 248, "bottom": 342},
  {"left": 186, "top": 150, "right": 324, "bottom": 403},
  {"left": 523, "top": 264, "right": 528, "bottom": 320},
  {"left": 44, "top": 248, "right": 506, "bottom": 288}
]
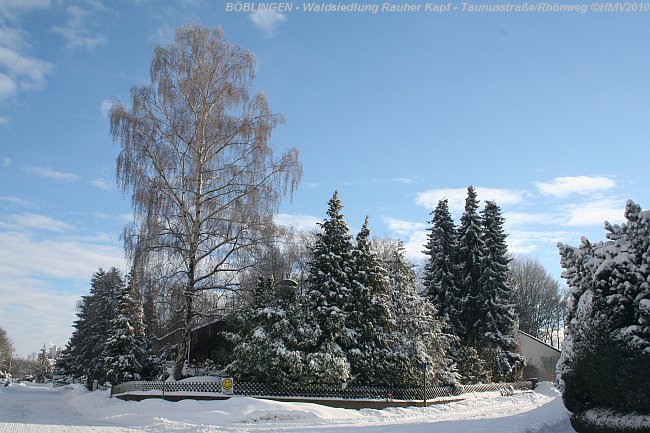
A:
[{"left": 1, "top": 0, "right": 649, "bottom": 357}]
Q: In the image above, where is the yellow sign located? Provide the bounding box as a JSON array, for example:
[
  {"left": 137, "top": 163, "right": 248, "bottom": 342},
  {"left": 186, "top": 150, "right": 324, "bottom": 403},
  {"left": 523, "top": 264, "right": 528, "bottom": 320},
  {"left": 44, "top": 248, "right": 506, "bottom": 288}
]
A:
[{"left": 222, "top": 377, "right": 234, "bottom": 395}]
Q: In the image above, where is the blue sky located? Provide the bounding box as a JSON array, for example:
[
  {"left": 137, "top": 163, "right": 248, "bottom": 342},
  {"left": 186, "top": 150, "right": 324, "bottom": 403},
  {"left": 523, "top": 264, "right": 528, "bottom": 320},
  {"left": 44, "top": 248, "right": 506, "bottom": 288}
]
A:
[{"left": 1, "top": 0, "right": 649, "bottom": 357}]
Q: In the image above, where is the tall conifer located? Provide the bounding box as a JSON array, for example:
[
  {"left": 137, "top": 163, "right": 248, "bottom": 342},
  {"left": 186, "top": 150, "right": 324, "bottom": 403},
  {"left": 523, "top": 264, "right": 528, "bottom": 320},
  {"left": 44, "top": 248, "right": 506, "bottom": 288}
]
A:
[
  {"left": 423, "top": 198, "right": 462, "bottom": 334},
  {"left": 457, "top": 186, "right": 485, "bottom": 347}
]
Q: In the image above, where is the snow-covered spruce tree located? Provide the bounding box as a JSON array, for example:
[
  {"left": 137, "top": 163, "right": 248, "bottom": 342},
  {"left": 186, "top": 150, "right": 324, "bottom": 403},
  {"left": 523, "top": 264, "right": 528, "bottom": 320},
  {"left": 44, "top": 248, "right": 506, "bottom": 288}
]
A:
[
  {"left": 384, "top": 242, "right": 456, "bottom": 387},
  {"left": 302, "top": 191, "right": 353, "bottom": 384},
  {"left": 101, "top": 278, "right": 150, "bottom": 385},
  {"left": 453, "top": 186, "right": 490, "bottom": 383},
  {"left": 59, "top": 268, "right": 123, "bottom": 388},
  {"left": 226, "top": 276, "right": 312, "bottom": 385},
  {"left": 558, "top": 200, "right": 650, "bottom": 431},
  {"left": 423, "top": 198, "right": 462, "bottom": 335},
  {"left": 346, "top": 217, "right": 396, "bottom": 386},
  {"left": 457, "top": 186, "right": 485, "bottom": 348},
  {"left": 479, "top": 201, "right": 523, "bottom": 382}
]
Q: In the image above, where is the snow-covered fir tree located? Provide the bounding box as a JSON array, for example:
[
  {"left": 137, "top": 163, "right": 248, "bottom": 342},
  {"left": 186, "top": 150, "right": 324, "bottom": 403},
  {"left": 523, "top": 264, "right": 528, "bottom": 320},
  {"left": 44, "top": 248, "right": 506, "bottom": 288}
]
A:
[
  {"left": 346, "top": 217, "right": 396, "bottom": 386},
  {"left": 457, "top": 186, "right": 485, "bottom": 349},
  {"left": 101, "top": 278, "right": 150, "bottom": 385},
  {"left": 558, "top": 200, "right": 650, "bottom": 423},
  {"left": 384, "top": 242, "right": 456, "bottom": 387},
  {"left": 479, "top": 201, "right": 523, "bottom": 382},
  {"left": 226, "top": 276, "right": 312, "bottom": 385},
  {"left": 423, "top": 198, "right": 462, "bottom": 335},
  {"left": 301, "top": 191, "right": 354, "bottom": 383},
  {"left": 58, "top": 268, "right": 124, "bottom": 388}
]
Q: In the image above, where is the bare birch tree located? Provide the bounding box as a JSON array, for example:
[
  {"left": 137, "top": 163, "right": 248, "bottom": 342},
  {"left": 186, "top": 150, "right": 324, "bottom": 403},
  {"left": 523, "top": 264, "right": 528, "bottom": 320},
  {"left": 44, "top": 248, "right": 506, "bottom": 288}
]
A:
[
  {"left": 508, "top": 256, "right": 565, "bottom": 348},
  {"left": 110, "top": 24, "right": 302, "bottom": 378}
]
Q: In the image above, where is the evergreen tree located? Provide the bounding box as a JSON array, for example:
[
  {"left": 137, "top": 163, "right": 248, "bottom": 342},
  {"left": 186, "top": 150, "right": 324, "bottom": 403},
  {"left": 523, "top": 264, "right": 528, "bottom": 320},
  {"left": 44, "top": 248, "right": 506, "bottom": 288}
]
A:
[
  {"left": 423, "top": 198, "right": 462, "bottom": 334},
  {"left": 39, "top": 344, "right": 52, "bottom": 380},
  {"left": 347, "top": 217, "right": 395, "bottom": 386},
  {"left": 58, "top": 268, "right": 124, "bottom": 388},
  {"left": 226, "top": 276, "right": 311, "bottom": 385},
  {"left": 101, "top": 278, "right": 150, "bottom": 385},
  {"left": 479, "top": 201, "right": 523, "bottom": 381},
  {"left": 558, "top": 200, "right": 650, "bottom": 425},
  {"left": 302, "top": 191, "right": 354, "bottom": 383},
  {"left": 456, "top": 186, "right": 485, "bottom": 348},
  {"left": 384, "top": 242, "right": 455, "bottom": 386}
]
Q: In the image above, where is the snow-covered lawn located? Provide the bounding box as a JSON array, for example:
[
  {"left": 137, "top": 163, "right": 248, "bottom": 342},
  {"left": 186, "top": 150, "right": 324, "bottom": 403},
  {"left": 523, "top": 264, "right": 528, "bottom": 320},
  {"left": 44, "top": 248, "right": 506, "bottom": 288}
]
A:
[{"left": 0, "top": 381, "right": 576, "bottom": 432}]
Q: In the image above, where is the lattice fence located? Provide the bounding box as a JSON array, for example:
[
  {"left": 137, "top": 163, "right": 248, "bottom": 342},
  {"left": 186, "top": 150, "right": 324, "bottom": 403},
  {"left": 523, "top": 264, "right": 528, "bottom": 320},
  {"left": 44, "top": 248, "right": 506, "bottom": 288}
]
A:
[{"left": 111, "top": 379, "right": 534, "bottom": 401}]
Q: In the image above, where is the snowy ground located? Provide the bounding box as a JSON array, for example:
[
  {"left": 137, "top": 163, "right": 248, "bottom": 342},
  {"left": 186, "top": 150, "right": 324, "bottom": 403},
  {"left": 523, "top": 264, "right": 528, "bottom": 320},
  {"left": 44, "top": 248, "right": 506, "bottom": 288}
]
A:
[{"left": 0, "top": 381, "right": 576, "bottom": 432}]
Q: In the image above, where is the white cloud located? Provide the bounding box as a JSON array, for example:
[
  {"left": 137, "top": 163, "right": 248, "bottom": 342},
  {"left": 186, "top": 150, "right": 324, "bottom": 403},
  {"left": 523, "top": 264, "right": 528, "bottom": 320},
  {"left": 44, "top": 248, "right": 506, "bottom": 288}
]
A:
[
  {"left": 0, "top": 227, "right": 124, "bottom": 357},
  {"left": 0, "top": 0, "right": 55, "bottom": 102},
  {"left": 1, "top": 157, "right": 10, "bottom": 168},
  {"left": 0, "top": 0, "right": 53, "bottom": 19},
  {"left": 1, "top": 213, "right": 75, "bottom": 232},
  {"left": 390, "top": 177, "right": 418, "bottom": 185},
  {"left": 275, "top": 213, "right": 321, "bottom": 231},
  {"left": 383, "top": 216, "right": 427, "bottom": 236},
  {"left": 382, "top": 216, "right": 428, "bottom": 260},
  {"left": 51, "top": 4, "right": 106, "bottom": 51},
  {"left": 536, "top": 175, "right": 616, "bottom": 198},
  {"left": 402, "top": 230, "right": 427, "bottom": 261},
  {"left": 0, "top": 230, "right": 124, "bottom": 281},
  {"left": 0, "top": 46, "right": 55, "bottom": 92},
  {"left": 0, "top": 71, "right": 17, "bottom": 99},
  {"left": 0, "top": 115, "right": 8, "bottom": 125},
  {"left": 503, "top": 211, "right": 562, "bottom": 228},
  {"left": 26, "top": 166, "right": 79, "bottom": 182},
  {"left": 1, "top": 276, "right": 80, "bottom": 357},
  {"left": 0, "top": 196, "right": 36, "bottom": 208},
  {"left": 249, "top": 9, "right": 286, "bottom": 36},
  {"left": 90, "top": 178, "right": 114, "bottom": 191},
  {"left": 0, "top": 23, "right": 29, "bottom": 50},
  {"left": 561, "top": 198, "right": 626, "bottom": 227},
  {"left": 506, "top": 229, "right": 577, "bottom": 255},
  {"left": 99, "top": 99, "right": 113, "bottom": 119},
  {"left": 415, "top": 186, "right": 527, "bottom": 214}
]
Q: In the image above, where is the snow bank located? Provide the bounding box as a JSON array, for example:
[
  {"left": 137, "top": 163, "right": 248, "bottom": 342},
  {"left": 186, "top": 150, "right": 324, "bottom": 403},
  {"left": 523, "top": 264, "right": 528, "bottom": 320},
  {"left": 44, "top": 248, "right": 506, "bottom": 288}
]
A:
[
  {"left": 581, "top": 408, "right": 650, "bottom": 431},
  {"left": 1, "top": 380, "right": 576, "bottom": 433},
  {"left": 178, "top": 375, "right": 222, "bottom": 383}
]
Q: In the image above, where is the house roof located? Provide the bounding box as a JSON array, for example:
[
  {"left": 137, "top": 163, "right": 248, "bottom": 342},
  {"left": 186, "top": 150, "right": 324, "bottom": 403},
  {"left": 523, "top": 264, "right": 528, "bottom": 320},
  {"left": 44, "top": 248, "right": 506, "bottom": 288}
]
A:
[{"left": 517, "top": 330, "right": 561, "bottom": 354}]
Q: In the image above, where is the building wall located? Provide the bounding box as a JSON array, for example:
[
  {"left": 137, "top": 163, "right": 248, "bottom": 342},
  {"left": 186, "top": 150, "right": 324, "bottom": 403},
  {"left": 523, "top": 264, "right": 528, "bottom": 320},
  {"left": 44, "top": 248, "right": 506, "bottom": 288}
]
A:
[{"left": 517, "top": 330, "right": 561, "bottom": 382}]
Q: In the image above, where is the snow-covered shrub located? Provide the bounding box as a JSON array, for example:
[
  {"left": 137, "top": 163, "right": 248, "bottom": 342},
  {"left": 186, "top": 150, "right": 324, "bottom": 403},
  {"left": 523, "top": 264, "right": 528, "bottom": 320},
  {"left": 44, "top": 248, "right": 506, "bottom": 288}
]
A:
[{"left": 558, "top": 200, "right": 650, "bottom": 431}]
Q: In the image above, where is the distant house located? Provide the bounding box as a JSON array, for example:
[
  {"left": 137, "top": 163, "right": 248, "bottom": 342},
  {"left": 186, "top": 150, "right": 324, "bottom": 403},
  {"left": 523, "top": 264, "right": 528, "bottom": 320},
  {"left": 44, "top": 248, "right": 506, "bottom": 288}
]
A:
[
  {"left": 516, "top": 330, "right": 561, "bottom": 382},
  {"left": 188, "top": 319, "right": 235, "bottom": 369}
]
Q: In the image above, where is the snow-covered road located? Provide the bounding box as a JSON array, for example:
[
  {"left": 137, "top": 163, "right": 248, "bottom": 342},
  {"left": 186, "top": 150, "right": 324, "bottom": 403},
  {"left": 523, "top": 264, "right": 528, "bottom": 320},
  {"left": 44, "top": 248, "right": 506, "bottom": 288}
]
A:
[{"left": 0, "top": 382, "right": 576, "bottom": 432}]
